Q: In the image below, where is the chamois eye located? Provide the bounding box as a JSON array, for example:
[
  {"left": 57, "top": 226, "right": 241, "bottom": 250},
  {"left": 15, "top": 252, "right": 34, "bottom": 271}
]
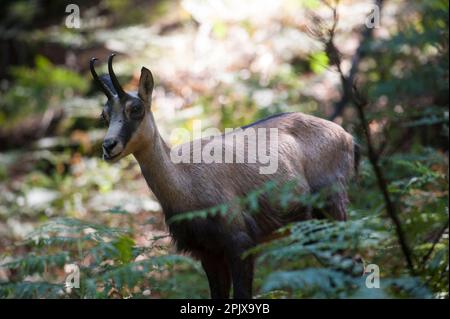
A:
[
  {"left": 131, "top": 105, "right": 140, "bottom": 113},
  {"left": 128, "top": 103, "right": 143, "bottom": 118}
]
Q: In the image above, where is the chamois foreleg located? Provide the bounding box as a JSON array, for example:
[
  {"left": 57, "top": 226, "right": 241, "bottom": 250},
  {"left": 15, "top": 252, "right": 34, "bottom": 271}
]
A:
[
  {"left": 226, "top": 231, "right": 255, "bottom": 299},
  {"left": 201, "top": 252, "right": 231, "bottom": 299}
]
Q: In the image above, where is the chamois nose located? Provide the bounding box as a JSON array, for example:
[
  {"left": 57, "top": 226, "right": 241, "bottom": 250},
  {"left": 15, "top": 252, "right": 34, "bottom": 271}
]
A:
[{"left": 102, "top": 139, "right": 118, "bottom": 154}]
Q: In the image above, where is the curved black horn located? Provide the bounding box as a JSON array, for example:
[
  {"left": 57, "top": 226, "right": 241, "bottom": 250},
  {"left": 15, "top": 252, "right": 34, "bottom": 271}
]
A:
[
  {"left": 108, "top": 54, "right": 126, "bottom": 98},
  {"left": 90, "top": 58, "right": 115, "bottom": 100}
]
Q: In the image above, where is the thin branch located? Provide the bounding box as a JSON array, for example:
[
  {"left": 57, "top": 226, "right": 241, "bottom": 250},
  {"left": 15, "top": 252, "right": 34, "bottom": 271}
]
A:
[
  {"left": 329, "top": 0, "right": 385, "bottom": 120},
  {"left": 421, "top": 219, "right": 449, "bottom": 266},
  {"left": 352, "top": 86, "right": 416, "bottom": 275},
  {"left": 312, "top": 0, "right": 416, "bottom": 275}
]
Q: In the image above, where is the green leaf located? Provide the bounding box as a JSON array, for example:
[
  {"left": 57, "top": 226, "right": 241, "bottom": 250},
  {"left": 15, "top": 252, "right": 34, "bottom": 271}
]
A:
[
  {"left": 113, "top": 235, "right": 135, "bottom": 264},
  {"left": 309, "top": 52, "right": 329, "bottom": 74}
]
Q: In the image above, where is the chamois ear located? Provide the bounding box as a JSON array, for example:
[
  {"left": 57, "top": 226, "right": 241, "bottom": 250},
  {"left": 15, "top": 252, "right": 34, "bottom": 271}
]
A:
[{"left": 138, "top": 67, "right": 154, "bottom": 105}]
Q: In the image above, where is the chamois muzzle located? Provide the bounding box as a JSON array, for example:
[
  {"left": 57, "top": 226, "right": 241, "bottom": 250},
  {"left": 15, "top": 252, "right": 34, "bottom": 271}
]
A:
[{"left": 103, "top": 138, "right": 118, "bottom": 155}]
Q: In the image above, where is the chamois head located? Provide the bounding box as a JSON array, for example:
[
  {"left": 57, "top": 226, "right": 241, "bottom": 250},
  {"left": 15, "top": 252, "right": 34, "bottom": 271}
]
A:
[{"left": 90, "top": 54, "right": 155, "bottom": 162}]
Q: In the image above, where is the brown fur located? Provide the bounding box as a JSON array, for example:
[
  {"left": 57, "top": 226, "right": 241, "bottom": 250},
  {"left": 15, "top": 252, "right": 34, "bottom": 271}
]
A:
[
  {"left": 93, "top": 63, "right": 357, "bottom": 299},
  {"left": 129, "top": 111, "right": 356, "bottom": 299}
]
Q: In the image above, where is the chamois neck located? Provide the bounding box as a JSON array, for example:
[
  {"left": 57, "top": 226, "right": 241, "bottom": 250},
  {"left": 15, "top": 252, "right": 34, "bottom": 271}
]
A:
[{"left": 133, "top": 123, "right": 189, "bottom": 215}]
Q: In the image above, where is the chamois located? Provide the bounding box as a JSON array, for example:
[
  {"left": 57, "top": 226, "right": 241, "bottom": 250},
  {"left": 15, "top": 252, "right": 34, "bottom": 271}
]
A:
[{"left": 90, "top": 54, "right": 358, "bottom": 299}]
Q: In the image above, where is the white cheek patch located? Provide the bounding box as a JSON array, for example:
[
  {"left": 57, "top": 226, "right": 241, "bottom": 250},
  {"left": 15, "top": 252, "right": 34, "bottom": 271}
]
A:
[
  {"left": 105, "top": 121, "right": 125, "bottom": 156},
  {"left": 105, "top": 120, "right": 121, "bottom": 139}
]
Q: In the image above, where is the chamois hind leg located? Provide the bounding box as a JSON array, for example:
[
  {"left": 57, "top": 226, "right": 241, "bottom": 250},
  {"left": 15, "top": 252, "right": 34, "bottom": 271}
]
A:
[
  {"left": 200, "top": 252, "right": 231, "bottom": 299},
  {"left": 327, "top": 190, "right": 348, "bottom": 221},
  {"left": 312, "top": 180, "right": 349, "bottom": 221}
]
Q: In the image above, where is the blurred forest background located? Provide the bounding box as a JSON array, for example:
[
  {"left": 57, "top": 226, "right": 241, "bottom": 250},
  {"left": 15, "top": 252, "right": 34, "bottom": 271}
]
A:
[{"left": 0, "top": 0, "right": 448, "bottom": 298}]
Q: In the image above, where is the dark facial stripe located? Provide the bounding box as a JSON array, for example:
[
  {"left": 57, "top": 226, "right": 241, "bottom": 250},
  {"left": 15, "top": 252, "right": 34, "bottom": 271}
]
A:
[{"left": 119, "top": 119, "right": 140, "bottom": 146}]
